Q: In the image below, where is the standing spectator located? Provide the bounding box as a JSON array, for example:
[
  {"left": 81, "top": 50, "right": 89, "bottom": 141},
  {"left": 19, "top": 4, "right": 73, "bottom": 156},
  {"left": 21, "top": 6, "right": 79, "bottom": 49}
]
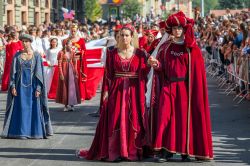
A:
[{"left": 0, "top": 29, "right": 6, "bottom": 79}]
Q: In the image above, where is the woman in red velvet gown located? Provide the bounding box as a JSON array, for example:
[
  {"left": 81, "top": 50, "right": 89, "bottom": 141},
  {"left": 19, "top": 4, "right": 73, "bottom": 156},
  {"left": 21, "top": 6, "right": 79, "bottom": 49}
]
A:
[
  {"left": 148, "top": 11, "right": 213, "bottom": 162},
  {"left": 1, "top": 31, "right": 23, "bottom": 91},
  {"left": 76, "top": 24, "right": 150, "bottom": 161}
]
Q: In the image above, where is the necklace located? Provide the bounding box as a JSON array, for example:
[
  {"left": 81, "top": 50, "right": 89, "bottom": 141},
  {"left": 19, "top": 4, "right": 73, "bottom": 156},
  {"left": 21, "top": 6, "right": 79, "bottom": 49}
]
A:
[{"left": 118, "top": 48, "right": 135, "bottom": 72}]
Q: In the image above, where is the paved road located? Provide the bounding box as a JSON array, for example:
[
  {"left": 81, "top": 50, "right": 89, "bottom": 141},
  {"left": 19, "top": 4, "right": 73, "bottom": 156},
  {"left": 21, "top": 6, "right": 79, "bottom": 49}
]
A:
[{"left": 0, "top": 77, "right": 250, "bottom": 166}]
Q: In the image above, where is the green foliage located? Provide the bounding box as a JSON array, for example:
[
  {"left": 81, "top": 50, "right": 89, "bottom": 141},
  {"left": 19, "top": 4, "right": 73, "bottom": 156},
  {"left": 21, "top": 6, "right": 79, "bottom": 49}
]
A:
[
  {"left": 120, "top": 0, "right": 142, "bottom": 19},
  {"left": 218, "top": 0, "right": 249, "bottom": 9},
  {"left": 85, "top": 0, "right": 103, "bottom": 22},
  {"left": 192, "top": 0, "right": 219, "bottom": 15}
]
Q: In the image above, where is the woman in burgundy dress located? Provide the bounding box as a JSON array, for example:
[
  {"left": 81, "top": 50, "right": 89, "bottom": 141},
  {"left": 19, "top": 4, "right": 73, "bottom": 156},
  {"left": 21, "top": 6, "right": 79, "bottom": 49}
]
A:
[
  {"left": 76, "top": 24, "right": 150, "bottom": 161},
  {"left": 55, "top": 40, "right": 81, "bottom": 112}
]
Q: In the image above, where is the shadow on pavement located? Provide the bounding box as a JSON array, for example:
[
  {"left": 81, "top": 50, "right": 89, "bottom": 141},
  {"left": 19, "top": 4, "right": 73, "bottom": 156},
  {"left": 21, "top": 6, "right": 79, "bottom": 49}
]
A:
[{"left": 208, "top": 77, "right": 250, "bottom": 165}]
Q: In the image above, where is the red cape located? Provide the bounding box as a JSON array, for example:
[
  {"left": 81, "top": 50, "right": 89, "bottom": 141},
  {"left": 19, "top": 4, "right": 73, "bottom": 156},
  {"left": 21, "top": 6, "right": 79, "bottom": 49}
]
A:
[{"left": 150, "top": 42, "right": 213, "bottom": 159}]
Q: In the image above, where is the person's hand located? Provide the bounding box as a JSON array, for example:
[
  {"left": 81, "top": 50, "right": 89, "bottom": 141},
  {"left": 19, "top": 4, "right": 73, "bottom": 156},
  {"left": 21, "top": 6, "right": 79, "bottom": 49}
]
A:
[
  {"left": 35, "top": 91, "right": 41, "bottom": 97},
  {"left": 75, "top": 73, "right": 78, "bottom": 79},
  {"left": 147, "top": 56, "right": 159, "bottom": 68},
  {"left": 12, "top": 88, "right": 17, "bottom": 96},
  {"left": 60, "top": 75, "right": 64, "bottom": 80},
  {"left": 103, "top": 91, "right": 108, "bottom": 102}
]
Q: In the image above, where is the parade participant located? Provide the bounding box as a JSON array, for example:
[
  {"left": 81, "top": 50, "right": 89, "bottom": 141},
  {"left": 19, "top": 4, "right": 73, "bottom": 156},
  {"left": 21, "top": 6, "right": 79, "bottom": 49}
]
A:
[
  {"left": 44, "top": 38, "right": 61, "bottom": 93},
  {"left": 1, "top": 31, "right": 23, "bottom": 91},
  {"left": 42, "top": 30, "right": 51, "bottom": 52},
  {"left": 55, "top": 40, "right": 81, "bottom": 112},
  {"left": 76, "top": 24, "right": 150, "bottom": 161},
  {"left": 65, "top": 23, "right": 87, "bottom": 100},
  {"left": 30, "top": 27, "right": 44, "bottom": 55},
  {"left": 148, "top": 11, "right": 213, "bottom": 161},
  {"left": 0, "top": 29, "right": 6, "bottom": 79},
  {"left": 145, "top": 20, "right": 170, "bottom": 145},
  {"left": 139, "top": 31, "right": 147, "bottom": 49},
  {"left": 142, "top": 29, "right": 159, "bottom": 54},
  {"left": 2, "top": 34, "right": 53, "bottom": 139}
]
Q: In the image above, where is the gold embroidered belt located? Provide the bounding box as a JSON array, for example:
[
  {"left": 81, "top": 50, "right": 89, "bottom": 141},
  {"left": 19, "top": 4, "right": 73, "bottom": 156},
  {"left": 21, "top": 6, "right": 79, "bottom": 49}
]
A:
[{"left": 115, "top": 72, "right": 138, "bottom": 78}]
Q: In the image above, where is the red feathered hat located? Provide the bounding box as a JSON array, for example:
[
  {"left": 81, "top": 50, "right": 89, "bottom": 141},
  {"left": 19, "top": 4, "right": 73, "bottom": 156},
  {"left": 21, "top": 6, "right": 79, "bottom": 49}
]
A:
[
  {"left": 145, "top": 30, "right": 158, "bottom": 37},
  {"left": 165, "top": 11, "right": 196, "bottom": 48}
]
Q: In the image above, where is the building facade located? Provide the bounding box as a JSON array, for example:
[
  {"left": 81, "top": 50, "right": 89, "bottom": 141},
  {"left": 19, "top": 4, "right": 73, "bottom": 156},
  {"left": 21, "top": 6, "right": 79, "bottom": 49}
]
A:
[
  {"left": 2, "top": 0, "right": 51, "bottom": 26},
  {"left": 99, "top": 0, "right": 192, "bottom": 21}
]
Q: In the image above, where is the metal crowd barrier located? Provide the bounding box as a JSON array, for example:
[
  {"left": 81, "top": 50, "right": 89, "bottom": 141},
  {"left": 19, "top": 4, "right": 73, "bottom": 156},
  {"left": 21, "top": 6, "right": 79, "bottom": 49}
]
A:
[{"left": 204, "top": 45, "right": 250, "bottom": 104}]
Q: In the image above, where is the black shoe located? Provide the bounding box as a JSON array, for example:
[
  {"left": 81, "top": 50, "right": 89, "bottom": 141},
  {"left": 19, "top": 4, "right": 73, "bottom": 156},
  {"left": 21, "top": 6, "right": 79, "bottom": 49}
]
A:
[
  {"left": 113, "top": 157, "right": 122, "bottom": 162},
  {"left": 164, "top": 151, "right": 173, "bottom": 160},
  {"left": 154, "top": 150, "right": 173, "bottom": 162},
  {"left": 154, "top": 156, "right": 167, "bottom": 163},
  {"left": 181, "top": 155, "right": 191, "bottom": 162}
]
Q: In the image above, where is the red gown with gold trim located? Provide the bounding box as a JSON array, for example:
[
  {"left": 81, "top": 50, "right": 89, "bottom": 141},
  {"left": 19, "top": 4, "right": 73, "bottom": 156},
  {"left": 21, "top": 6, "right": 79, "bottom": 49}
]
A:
[
  {"left": 1, "top": 41, "right": 23, "bottom": 91},
  {"left": 78, "top": 48, "right": 150, "bottom": 161},
  {"left": 71, "top": 38, "right": 87, "bottom": 100}
]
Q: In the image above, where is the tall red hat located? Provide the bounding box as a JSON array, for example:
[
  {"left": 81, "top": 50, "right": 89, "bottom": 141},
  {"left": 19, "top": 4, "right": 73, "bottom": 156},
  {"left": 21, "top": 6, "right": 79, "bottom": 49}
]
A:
[
  {"left": 159, "top": 21, "right": 166, "bottom": 29},
  {"left": 165, "top": 11, "right": 196, "bottom": 48},
  {"left": 145, "top": 29, "right": 158, "bottom": 37}
]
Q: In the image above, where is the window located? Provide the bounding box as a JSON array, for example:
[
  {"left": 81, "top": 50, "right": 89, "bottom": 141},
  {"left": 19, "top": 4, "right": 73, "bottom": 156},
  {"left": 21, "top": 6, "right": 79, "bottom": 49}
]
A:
[
  {"left": 35, "top": 12, "right": 39, "bottom": 26},
  {"left": 7, "top": 10, "right": 13, "bottom": 25},
  {"left": 7, "top": 0, "right": 12, "bottom": 4},
  {"left": 63, "top": 0, "right": 67, "bottom": 8},
  {"left": 21, "top": 12, "right": 27, "bottom": 25},
  {"left": 34, "top": 0, "right": 39, "bottom": 7},
  {"left": 52, "top": 0, "right": 57, "bottom": 8},
  {"left": 45, "top": 0, "right": 49, "bottom": 8},
  {"left": 21, "top": 0, "right": 26, "bottom": 5}
]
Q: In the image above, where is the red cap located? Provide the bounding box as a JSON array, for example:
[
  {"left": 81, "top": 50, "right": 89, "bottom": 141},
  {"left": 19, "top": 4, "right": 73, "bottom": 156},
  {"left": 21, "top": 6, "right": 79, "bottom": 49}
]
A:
[
  {"left": 115, "top": 25, "right": 122, "bottom": 32},
  {"left": 145, "top": 30, "right": 158, "bottom": 37},
  {"left": 122, "top": 24, "right": 135, "bottom": 32},
  {"left": 165, "top": 11, "right": 196, "bottom": 48}
]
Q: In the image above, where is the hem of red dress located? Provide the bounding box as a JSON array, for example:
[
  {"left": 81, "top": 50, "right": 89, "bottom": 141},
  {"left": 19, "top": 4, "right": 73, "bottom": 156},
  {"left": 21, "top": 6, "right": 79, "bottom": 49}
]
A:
[{"left": 153, "top": 147, "right": 213, "bottom": 160}]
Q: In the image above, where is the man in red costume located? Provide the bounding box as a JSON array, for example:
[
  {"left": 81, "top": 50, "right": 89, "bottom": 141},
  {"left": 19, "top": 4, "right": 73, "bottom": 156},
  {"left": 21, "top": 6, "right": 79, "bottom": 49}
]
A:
[{"left": 148, "top": 11, "right": 213, "bottom": 162}]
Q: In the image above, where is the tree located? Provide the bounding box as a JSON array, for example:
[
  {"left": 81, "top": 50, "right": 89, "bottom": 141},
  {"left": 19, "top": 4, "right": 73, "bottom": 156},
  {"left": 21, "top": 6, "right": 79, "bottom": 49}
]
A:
[
  {"left": 85, "top": 0, "right": 103, "bottom": 22},
  {"left": 192, "top": 0, "right": 219, "bottom": 15},
  {"left": 120, "top": 0, "right": 142, "bottom": 19},
  {"left": 218, "top": 0, "right": 249, "bottom": 9}
]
